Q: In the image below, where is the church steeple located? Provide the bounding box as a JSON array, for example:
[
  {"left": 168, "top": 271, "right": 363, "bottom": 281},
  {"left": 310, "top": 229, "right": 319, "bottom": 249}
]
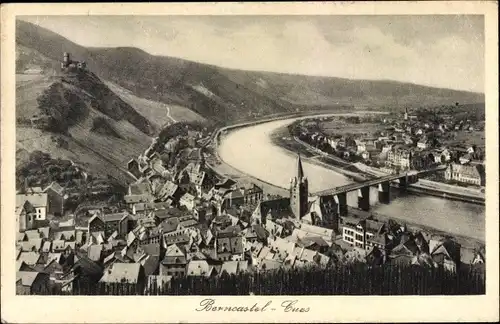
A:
[
  {"left": 297, "top": 154, "right": 304, "bottom": 180},
  {"left": 290, "top": 154, "right": 308, "bottom": 220}
]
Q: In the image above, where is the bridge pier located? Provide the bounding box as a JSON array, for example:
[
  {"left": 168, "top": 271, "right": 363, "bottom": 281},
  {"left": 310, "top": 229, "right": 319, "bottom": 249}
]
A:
[
  {"left": 357, "top": 187, "right": 370, "bottom": 211},
  {"left": 398, "top": 175, "right": 408, "bottom": 189},
  {"left": 378, "top": 181, "right": 390, "bottom": 204},
  {"left": 408, "top": 174, "right": 418, "bottom": 184},
  {"left": 334, "top": 193, "right": 348, "bottom": 216}
]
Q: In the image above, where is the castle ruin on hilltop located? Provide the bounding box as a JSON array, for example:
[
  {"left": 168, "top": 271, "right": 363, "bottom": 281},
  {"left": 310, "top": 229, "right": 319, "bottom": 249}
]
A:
[{"left": 60, "top": 52, "right": 87, "bottom": 73}]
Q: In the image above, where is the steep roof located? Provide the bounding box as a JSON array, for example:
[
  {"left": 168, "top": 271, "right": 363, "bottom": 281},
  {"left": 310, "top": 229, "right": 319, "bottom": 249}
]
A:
[
  {"left": 16, "top": 271, "right": 43, "bottom": 287},
  {"left": 25, "top": 230, "right": 41, "bottom": 240},
  {"left": 20, "top": 239, "right": 43, "bottom": 252},
  {"left": 430, "top": 239, "right": 461, "bottom": 264},
  {"left": 44, "top": 181, "right": 65, "bottom": 195},
  {"left": 100, "top": 263, "right": 142, "bottom": 284},
  {"left": 16, "top": 193, "right": 48, "bottom": 208},
  {"left": 165, "top": 244, "right": 185, "bottom": 258},
  {"left": 296, "top": 154, "right": 305, "bottom": 179},
  {"left": 102, "top": 212, "right": 128, "bottom": 223},
  {"left": 17, "top": 252, "right": 41, "bottom": 266},
  {"left": 300, "top": 223, "right": 333, "bottom": 239},
  {"left": 37, "top": 227, "right": 51, "bottom": 239},
  {"left": 220, "top": 261, "right": 239, "bottom": 275},
  {"left": 88, "top": 245, "right": 103, "bottom": 262},
  {"left": 448, "top": 163, "right": 482, "bottom": 179},
  {"left": 54, "top": 230, "right": 75, "bottom": 241},
  {"left": 186, "top": 260, "right": 212, "bottom": 277}
]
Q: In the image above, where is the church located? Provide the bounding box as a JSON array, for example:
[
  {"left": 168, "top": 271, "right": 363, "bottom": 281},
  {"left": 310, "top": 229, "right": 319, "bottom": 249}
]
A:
[{"left": 250, "top": 154, "right": 339, "bottom": 233}]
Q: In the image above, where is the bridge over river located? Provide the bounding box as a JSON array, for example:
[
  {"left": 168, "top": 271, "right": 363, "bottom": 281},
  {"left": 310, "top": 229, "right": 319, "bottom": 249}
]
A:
[
  {"left": 217, "top": 115, "right": 485, "bottom": 241},
  {"left": 314, "top": 166, "right": 447, "bottom": 214}
]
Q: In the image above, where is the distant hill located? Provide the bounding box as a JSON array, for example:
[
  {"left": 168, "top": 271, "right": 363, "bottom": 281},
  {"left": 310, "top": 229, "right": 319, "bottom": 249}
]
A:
[
  {"left": 16, "top": 20, "right": 484, "bottom": 126},
  {"left": 15, "top": 19, "right": 485, "bottom": 184}
]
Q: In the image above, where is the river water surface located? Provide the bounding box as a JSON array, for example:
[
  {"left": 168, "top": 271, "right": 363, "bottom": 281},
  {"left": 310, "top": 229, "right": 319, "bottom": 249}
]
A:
[{"left": 218, "top": 117, "right": 485, "bottom": 241}]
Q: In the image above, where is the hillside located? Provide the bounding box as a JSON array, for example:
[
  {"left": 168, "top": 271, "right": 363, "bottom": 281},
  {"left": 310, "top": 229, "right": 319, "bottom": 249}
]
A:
[
  {"left": 16, "top": 20, "right": 485, "bottom": 126},
  {"left": 15, "top": 65, "right": 158, "bottom": 185}
]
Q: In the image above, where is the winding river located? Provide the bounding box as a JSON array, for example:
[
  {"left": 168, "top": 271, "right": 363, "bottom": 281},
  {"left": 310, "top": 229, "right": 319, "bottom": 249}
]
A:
[{"left": 218, "top": 116, "right": 485, "bottom": 241}]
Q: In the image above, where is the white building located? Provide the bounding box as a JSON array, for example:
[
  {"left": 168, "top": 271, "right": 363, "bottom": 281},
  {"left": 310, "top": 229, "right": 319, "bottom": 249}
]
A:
[{"left": 16, "top": 192, "right": 48, "bottom": 220}]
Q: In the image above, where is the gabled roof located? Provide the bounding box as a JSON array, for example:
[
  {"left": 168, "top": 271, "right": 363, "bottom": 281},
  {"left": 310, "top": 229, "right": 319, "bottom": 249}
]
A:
[
  {"left": 165, "top": 244, "right": 185, "bottom": 258},
  {"left": 265, "top": 219, "right": 284, "bottom": 237},
  {"left": 19, "top": 239, "right": 43, "bottom": 252},
  {"left": 220, "top": 261, "right": 239, "bottom": 275},
  {"left": 140, "top": 255, "right": 160, "bottom": 277},
  {"left": 430, "top": 239, "right": 461, "bottom": 263},
  {"left": 299, "top": 223, "right": 333, "bottom": 239},
  {"left": 54, "top": 230, "right": 76, "bottom": 241},
  {"left": 88, "top": 245, "right": 103, "bottom": 262},
  {"left": 45, "top": 252, "right": 63, "bottom": 265},
  {"left": 16, "top": 232, "right": 27, "bottom": 242},
  {"left": 364, "top": 219, "right": 385, "bottom": 235},
  {"left": 16, "top": 193, "right": 48, "bottom": 209},
  {"left": 186, "top": 260, "right": 212, "bottom": 277},
  {"left": 391, "top": 239, "right": 419, "bottom": 257},
  {"left": 102, "top": 212, "right": 129, "bottom": 223},
  {"left": 37, "top": 227, "right": 51, "bottom": 239},
  {"left": 44, "top": 181, "right": 65, "bottom": 195},
  {"left": 25, "top": 230, "right": 41, "bottom": 240},
  {"left": 17, "top": 271, "right": 43, "bottom": 287},
  {"left": 100, "top": 263, "right": 142, "bottom": 283},
  {"left": 41, "top": 241, "right": 52, "bottom": 253},
  {"left": 215, "top": 178, "right": 237, "bottom": 189},
  {"left": 52, "top": 240, "right": 66, "bottom": 251},
  {"left": 17, "top": 252, "right": 41, "bottom": 265}
]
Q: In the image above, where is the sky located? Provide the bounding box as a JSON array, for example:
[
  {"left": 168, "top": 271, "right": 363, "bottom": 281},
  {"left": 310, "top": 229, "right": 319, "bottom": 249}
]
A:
[{"left": 20, "top": 15, "right": 485, "bottom": 93}]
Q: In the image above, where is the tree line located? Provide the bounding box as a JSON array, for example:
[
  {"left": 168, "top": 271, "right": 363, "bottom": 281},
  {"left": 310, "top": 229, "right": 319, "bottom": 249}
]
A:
[{"left": 46, "top": 263, "right": 484, "bottom": 296}]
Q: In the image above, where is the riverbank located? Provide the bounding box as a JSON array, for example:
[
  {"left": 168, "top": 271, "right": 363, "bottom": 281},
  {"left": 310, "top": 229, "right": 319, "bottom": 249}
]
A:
[
  {"left": 271, "top": 122, "right": 485, "bottom": 205},
  {"left": 208, "top": 111, "right": 383, "bottom": 196},
  {"left": 214, "top": 113, "right": 484, "bottom": 243}
]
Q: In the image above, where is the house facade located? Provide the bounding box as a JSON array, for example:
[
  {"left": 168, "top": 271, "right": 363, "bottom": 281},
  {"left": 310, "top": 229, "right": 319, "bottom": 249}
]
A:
[
  {"left": 445, "top": 163, "right": 484, "bottom": 186},
  {"left": 386, "top": 149, "right": 412, "bottom": 170},
  {"left": 16, "top": 192, "right": 49, "bottom": 220}
]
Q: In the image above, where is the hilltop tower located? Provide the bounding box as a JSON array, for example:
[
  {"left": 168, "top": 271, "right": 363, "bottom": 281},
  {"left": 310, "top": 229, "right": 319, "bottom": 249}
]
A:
[{"left": 290, "top": 154, "right": 309, "bottom": 219}]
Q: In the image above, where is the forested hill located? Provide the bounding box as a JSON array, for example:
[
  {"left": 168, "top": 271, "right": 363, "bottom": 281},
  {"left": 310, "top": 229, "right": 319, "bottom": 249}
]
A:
[{"left": 17, "top": 20, "right": 484, "bottom": 125}]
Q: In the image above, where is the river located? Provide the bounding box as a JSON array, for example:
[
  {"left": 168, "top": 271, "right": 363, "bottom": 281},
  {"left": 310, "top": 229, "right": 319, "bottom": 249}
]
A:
[{"left": 218, "top": 116, "right": 485, "bottom": 241}]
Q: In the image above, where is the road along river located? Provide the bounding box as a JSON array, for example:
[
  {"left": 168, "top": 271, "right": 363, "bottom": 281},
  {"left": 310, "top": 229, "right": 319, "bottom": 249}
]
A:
[{"left": 218, "top": 116, "right": 485, "bottom": 242}]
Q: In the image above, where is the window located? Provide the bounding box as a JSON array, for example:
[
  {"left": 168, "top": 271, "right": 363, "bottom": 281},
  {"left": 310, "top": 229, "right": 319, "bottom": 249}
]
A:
[{"left": 355, "top": 234, "right": 363, "bottom": 242}]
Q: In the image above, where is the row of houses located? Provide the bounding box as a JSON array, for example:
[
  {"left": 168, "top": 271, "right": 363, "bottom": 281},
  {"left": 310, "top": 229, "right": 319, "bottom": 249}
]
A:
[{"left": 339, "top": 215, "right": 485, "bottom": 272}]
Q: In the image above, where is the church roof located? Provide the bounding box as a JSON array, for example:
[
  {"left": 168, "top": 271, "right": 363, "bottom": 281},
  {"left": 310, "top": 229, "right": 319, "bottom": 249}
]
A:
[{"left": 297, "top": 154, "right": 305, "bottom": 180}]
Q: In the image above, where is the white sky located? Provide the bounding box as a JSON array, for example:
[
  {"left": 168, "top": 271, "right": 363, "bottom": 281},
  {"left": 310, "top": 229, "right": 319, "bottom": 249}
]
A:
[{"left": 20, "top": 15, "right": 484, "bottom": 93}]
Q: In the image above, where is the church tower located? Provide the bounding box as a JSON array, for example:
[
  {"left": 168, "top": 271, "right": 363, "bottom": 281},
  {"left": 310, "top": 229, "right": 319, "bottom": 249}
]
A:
[
  {"left": 404, "top": 107, "right": 409, "bottom": 121},
  {"left": 290, "top": 154, "right": 309, "bottom": 219}
]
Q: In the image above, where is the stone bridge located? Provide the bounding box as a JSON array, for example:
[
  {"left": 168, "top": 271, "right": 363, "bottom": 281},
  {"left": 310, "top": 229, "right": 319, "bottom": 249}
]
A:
[{"left": 315, "top": 166, "right": 446, "bottom": 214}]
